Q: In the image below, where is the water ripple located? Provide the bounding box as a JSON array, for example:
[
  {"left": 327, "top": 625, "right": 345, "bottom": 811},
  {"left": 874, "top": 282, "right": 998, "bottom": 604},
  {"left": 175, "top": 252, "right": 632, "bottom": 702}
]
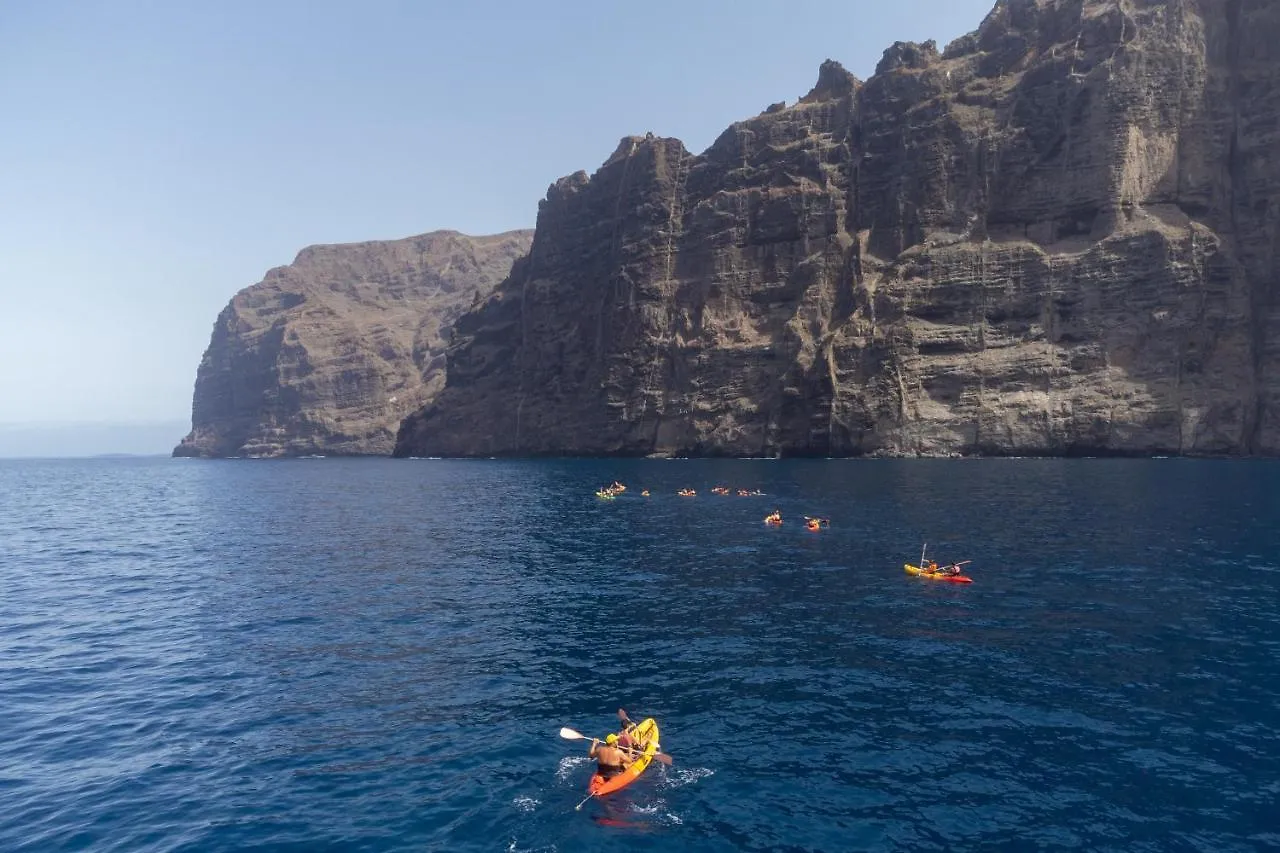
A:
[{"left": 0, "top": 457, "right": 1276, "bottom": 851}]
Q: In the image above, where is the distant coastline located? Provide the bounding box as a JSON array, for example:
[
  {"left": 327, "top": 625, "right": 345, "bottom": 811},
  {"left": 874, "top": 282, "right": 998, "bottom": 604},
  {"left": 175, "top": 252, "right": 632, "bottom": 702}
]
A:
[{"left": 0, "top": 421, "right": 188, "bottom": 459}]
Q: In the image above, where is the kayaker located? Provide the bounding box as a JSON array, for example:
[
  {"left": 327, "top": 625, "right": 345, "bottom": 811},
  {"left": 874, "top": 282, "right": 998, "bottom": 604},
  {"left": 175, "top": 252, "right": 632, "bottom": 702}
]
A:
[{"left": 589, "top": 734, "right": 629, "bottom": 779}]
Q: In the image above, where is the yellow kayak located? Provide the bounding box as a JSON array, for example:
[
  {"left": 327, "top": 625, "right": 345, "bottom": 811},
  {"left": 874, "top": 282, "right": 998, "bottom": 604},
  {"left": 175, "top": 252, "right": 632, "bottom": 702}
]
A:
[
  {"left": 904, "top": 563, "right": 973, "bottom": 583},
  {"left": 588, "top": 718, "right": 659, "bottom": 797}
]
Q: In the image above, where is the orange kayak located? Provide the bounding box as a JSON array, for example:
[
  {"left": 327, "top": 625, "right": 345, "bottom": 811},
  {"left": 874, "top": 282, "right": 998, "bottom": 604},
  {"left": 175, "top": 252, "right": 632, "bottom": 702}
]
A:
[
  {"left": 904, "top": 563, "right": 973, "bottom": 583},
  {"left": 588, "top": 718, "right": 660, "bottom": 797}
]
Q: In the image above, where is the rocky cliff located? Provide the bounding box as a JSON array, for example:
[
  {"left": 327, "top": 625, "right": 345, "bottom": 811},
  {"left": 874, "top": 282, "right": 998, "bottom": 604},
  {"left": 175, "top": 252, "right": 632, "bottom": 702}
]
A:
[
  {"left": 395, "top": 0, "right": 1280, "bottom": 458},
  {"left": 175, "top": 230, "right": 532, "bottom": 458}
]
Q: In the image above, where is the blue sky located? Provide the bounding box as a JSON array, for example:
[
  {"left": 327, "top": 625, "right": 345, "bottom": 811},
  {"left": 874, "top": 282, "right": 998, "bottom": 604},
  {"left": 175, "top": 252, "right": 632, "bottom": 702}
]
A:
[{"left": 0, "top": 0, "right": 995, "bottom": 453}]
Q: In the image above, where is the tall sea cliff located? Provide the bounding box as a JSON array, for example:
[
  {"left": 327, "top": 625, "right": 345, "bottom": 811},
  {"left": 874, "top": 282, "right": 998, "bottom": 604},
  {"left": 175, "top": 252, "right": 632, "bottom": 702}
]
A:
[
  {"left": 395, "top": 0, "right": 1280, "bottom": 458},
  {"left": 176, "top": 230, "right": 531, "bottom": 458}
]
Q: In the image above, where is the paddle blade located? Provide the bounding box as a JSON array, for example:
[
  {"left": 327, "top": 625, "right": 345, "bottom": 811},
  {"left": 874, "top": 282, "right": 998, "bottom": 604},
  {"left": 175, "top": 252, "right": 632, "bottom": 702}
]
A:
[
  {"left": 559, "top": 727, "right": 587, "bottom": 740},
  {"left": 653, "top": 752, "right": 673, "bottom": 766},
  {"left": 617, "top": 708, "right": 631, "bottom": 723}
]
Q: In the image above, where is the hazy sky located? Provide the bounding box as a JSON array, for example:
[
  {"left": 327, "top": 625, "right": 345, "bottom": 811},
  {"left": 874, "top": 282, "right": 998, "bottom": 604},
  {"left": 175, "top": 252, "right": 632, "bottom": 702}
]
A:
[{"left": 0, "top": 0, "right": 995, "bottom": 451}]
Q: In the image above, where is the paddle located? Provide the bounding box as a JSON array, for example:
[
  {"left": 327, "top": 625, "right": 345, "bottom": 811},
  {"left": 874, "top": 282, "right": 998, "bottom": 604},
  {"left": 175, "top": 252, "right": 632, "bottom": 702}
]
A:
[{"left": 559, "top": 727, "right": 674, "bottom": 765}]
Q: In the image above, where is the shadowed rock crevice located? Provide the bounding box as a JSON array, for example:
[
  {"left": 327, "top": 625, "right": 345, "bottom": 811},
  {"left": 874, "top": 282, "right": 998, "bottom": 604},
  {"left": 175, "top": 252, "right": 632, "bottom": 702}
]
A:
[{"left": 391, "top": 0, "right": 1279, "bottom": 458}]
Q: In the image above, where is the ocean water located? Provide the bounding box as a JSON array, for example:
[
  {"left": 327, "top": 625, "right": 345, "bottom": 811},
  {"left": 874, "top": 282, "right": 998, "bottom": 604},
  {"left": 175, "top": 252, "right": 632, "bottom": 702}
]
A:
[{"left": 1, "top": 456, "right": 1277, "bottom": 852}]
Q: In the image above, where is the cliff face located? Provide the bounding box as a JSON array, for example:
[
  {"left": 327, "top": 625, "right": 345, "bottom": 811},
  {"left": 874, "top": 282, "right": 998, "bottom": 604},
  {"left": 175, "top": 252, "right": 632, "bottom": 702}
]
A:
[
  {"left": 397, "top": 0, "right": 1280, "bottom": 458},
  {"left": 175, "top": 230, "right": 531, "bottom": 458}
]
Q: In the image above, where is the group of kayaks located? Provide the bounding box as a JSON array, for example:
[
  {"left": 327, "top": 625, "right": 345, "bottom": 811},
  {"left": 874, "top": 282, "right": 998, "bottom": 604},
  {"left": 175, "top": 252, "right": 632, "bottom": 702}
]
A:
[
  {"left": 763, "top": 511, "right": 830, "bottom": 532},
  {"left": 597, "top": 482, "right": 765, "bottom": 499},
  {"left": 595, "top": 483, "right": 976, "bottom": 583}
]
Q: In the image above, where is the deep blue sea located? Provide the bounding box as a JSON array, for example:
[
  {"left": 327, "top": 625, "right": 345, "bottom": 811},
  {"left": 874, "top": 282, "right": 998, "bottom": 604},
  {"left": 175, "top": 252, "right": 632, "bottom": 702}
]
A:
[{"left": 2, "top": 457, "right": 1278, "bottom": 852}]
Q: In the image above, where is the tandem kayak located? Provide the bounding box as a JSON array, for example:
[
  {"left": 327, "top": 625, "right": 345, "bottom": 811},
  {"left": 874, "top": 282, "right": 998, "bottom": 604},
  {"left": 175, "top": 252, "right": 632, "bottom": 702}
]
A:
[
  {"left": 904, "top": 563, "right": 973, "bottom": 583},
  {"left": 588, "top": 718, "right": 660, "bottom": 798}
]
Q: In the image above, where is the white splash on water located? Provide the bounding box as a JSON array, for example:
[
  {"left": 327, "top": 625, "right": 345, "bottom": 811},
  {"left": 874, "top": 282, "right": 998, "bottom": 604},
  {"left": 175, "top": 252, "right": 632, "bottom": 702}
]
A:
[
  {"left": 512, "top": 796, "right": 538, "bottom": 813},
  {"left": 626, "top": 799, "right": 684, "bottom": 826},
  {"left": 507, "top": 840, "right": 557, "bottom": 853},
  {"left": 660, "top": 766, "right": 714, "bottom": 788},
  {"left": 556, "top": 755, "right": 590, "bottom": 783}
]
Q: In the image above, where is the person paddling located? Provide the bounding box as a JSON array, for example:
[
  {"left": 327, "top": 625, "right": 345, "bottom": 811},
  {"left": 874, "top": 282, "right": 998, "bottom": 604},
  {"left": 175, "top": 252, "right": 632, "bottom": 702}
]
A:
[{"left": 589, "top": 733, "right": 630, "bottom": 779}]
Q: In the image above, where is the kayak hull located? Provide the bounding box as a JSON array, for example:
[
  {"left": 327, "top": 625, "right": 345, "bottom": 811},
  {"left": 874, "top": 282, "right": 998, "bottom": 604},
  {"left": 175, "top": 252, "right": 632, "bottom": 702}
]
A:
[
  {"left": 588, "top": 718, "right": 659, "bottom": 798},
  {"left": 904, "top": 563, "right": 973, "bottom": 583}
]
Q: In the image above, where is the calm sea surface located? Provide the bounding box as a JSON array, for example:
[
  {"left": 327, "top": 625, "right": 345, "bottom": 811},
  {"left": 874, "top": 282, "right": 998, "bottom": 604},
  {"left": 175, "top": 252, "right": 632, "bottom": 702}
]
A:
[{"left": 1, "top": 457, "right": 1277, "bottom": 852}]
